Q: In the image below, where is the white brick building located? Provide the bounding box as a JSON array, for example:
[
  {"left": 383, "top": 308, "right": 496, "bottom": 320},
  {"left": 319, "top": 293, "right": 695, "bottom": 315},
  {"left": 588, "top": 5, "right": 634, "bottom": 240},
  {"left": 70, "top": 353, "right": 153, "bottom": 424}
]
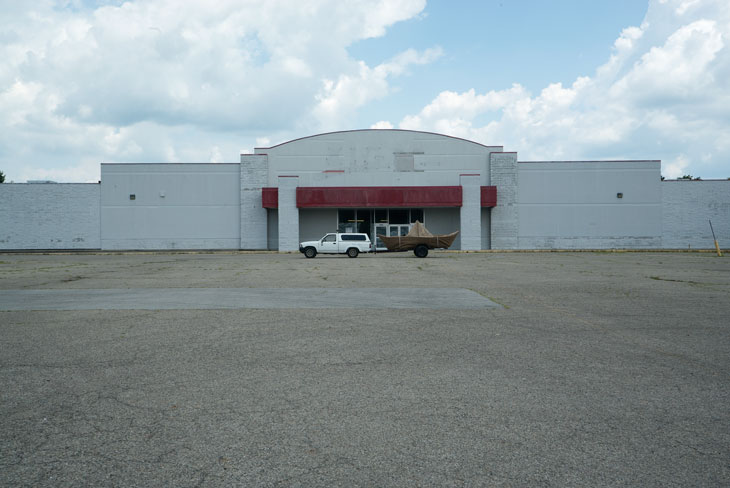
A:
[{"left": 1, "top": 130, "right": 728, "bottom": 251}]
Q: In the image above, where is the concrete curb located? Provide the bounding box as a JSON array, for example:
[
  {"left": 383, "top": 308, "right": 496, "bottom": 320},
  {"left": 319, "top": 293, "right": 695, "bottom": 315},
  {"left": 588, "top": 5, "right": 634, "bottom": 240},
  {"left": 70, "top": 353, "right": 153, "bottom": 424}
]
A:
[{"left": 0, "top": 248, "right": 726, "bottom": 256}]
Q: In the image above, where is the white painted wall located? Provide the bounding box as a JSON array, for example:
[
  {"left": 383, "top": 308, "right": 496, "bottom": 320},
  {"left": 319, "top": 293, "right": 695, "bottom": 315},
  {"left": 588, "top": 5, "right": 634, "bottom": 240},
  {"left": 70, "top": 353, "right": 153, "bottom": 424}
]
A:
[
  {"left": 258, "top": 130, "right": 499, "bottom": 250},
  {"left": 277, "top": 176, "right": 299, "bottom": 252},
  {"left": 100, "top": 164, "right": 240, "bottom": 250},
  {"left": 517, "top": 161, "right": 662, "bottom": 248},
  {"left": 0, "top": 183, "right": 100, "bottom": 249},
  {"left": 662, "top": 180, "right": 730, "bottom": 249},
  {"left": 11, "top": 132, "right": 716, "bottom": 253},
  {"left": 481, "top": 208, "right": 491, "bottom": 250},
  {"left": 459, "top": 174, "right": 481, "bottom": 250},
  {"left": 256, "top": 129, "right": 500, "bottom": 187}
]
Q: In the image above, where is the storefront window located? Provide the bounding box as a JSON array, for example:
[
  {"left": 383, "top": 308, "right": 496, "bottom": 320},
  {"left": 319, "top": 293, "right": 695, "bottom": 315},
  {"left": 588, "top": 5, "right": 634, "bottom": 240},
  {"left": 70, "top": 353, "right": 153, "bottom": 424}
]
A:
[
  {"left": 338, "top": 209, "right": 356, "bottom": 233},
  {"left": 338, "top": 209, "right": 355, "bottom": 223},
  {"left": 410, "top": 209, "right": 424, "bottom": 223},
  {"left": 336, "top": 208, "right": 424, "bottom": 237},
  {"left": 356, "top": 209, "right": 372, "bottom": 235},
  {"left": 389, "top": 208, "right": 408, "bottom": 224}
]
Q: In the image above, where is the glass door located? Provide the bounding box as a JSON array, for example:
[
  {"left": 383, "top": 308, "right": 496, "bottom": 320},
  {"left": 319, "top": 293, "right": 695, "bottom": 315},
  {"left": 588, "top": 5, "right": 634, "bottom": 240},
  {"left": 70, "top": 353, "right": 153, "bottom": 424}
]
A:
[
  {"left": 373, "top": 224, "right": 408, "bottom": 250},
  {"left": 390, "top": 224, "right": 410, "bottom": 237},
  {"left": 371, "top": 211, "right": 415, "bottom": 251},
  {"left": 374, "top": 224, "right": 388, "bottom": 250}
]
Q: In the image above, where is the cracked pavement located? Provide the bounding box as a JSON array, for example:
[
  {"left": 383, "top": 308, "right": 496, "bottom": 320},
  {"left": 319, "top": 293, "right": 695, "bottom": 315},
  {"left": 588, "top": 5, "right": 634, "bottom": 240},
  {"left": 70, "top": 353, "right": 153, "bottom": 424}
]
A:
[{"left": 1, "top": 251, "right": 729, "bottom": 486}]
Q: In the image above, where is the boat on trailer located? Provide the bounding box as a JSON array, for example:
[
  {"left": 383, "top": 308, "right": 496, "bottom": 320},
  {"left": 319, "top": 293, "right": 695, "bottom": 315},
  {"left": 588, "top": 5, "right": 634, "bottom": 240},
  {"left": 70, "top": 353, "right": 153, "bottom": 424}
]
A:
[{"left": 376, "top": 221, "right": 459, "bottom": 257}]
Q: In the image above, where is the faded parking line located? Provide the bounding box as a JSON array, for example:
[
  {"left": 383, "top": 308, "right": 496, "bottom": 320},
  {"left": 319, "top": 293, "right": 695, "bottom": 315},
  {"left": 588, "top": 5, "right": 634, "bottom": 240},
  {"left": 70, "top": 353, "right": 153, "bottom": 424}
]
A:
[{"left": 0, "top": 287, "right": 500, "bottom": 311}]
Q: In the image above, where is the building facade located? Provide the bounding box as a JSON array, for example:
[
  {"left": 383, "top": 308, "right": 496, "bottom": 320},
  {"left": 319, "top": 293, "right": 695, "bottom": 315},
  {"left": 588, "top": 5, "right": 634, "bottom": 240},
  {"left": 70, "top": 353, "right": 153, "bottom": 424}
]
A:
[
  {"left": 1, "top": 130, "right": 728, "bottom": 251},
  {"left": 244, "top": 130, "right": 506, "bottom": 252}
]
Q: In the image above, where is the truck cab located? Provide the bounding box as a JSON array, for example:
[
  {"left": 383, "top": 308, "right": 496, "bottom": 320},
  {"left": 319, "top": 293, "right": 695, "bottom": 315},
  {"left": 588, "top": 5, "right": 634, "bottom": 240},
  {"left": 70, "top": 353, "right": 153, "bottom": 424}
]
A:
[{"left": 299, "top": 233, "right": 372, "bottom": 258}]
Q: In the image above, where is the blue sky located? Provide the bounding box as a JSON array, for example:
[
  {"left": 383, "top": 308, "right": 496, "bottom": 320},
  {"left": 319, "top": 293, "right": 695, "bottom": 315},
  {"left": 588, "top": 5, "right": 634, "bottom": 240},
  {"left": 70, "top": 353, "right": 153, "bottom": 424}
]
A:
[
  {"left": 0, "top": 0, "right": 728, "bottom": 182},
  {"left": 349, "top": 0, "right": 648, "bottom": 123}
]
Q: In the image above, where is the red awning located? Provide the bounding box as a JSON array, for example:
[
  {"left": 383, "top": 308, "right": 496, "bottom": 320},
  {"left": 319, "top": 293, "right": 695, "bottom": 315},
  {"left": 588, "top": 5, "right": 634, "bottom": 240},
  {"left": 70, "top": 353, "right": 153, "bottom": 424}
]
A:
[
  {"left": 481, "top": 186, "right": 497, "bottom": 207},
  {"left": 297, "top": 186, "right": 462, "bottom": 208},
  {"left": 261, "top": 186, "right": 497, "bottom": 208},
  {"left": 262, "top": 187, "right": 278, "bottom": 208}
]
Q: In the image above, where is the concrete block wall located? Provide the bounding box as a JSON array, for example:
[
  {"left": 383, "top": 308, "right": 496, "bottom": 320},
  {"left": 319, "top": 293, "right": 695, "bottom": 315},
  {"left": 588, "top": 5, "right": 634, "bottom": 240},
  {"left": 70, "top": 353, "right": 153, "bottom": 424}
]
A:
[
  {"left": 277, "top": 176, "right": 299, "bottom": 251},
  {"left": 516, "top": 161, "right": 662, "bottom": 249},
  {"left": 5, "top": 131, "right": 725, "bottom": 253},
  {"left": 240, "top": 154, "right": 269, "bottom": 249},
  {"left": 101, "top": 163, "right": 240, "bottom": 250},
  {"left": 490, "top": 152, "right": 519, "bottom": 249},
  {"left": 0, "top": 183, "right": 100, "bottom": 249},
  {"left": 662, "top": 180, "right": 730, "bottom": 249}
]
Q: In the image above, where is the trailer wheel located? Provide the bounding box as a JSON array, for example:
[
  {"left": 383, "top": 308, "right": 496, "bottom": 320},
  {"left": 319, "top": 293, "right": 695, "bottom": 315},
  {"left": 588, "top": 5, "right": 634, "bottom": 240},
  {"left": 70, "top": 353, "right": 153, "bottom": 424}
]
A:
[
  {"left": 304, "top": 247, "right": 317, "bottom": 258},
  {"left": 347, "top": 247, "right": 359, "bottom": 258},
  {"left": 414, "top": 245, "right": 429, "bottom": 258}
]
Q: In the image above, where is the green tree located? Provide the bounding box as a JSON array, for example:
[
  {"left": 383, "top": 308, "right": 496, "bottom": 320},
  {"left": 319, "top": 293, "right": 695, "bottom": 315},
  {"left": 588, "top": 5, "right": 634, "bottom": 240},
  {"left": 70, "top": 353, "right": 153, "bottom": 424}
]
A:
[{"left": 0, "top": 170, "right": 5, "bottom": 183}]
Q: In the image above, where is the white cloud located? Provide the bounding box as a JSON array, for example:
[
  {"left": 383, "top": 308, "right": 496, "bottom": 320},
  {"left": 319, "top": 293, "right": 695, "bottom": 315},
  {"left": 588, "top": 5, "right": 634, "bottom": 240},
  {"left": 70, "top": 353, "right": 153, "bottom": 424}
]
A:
[
  {"left": 664, "top": 154, "right": 690, "bottom": 178},
  {"left": 370, "top": 121, "right": 394, "bottom": 129},
  {"left": 313, "top": 47, "right": 442, "bottom": 129},
  {"left": 5, "top": 0, "right": 727, "bottom": 182},
  {"left": 209, "top": 146, "right": 224, "bottom": 163},
  {"left": 394, "top": 0, "right": 730, "bottom": 178},
  {"left": 675, "top": 0, "right": 701, "bottom": 15},
  {"left": 0, "top": 0, "right": 429, "bottom": 181},
  {"left": 255, "top": 137, "right": 271, "bottom": 148},
  {"left": 609, "top": 19, "right": 723, "bottom": 103}
]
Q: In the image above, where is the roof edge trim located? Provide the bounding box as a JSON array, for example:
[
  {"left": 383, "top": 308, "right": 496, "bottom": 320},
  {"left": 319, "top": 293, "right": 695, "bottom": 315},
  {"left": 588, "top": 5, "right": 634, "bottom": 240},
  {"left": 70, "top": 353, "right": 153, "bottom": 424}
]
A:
[
  {"left": 519, "top": 160, "right": 661, "bottom": 163},
  {"left": 253, "top": 129, "right": 502, "bottom": 152}
]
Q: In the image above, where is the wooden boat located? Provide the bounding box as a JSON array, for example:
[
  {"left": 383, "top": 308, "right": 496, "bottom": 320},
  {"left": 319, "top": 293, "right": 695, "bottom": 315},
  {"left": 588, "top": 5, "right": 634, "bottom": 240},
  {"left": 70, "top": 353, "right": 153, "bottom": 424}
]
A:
[{"left": 377, "top": 221, "right": 459, "bottom": 256}]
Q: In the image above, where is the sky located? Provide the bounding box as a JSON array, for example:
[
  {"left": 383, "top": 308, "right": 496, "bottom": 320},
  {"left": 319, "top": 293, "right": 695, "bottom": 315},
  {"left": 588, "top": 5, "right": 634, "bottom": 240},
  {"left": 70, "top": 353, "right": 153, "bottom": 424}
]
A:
[{"left": 1, "top": 0, "right": 729, "bottom": 182}]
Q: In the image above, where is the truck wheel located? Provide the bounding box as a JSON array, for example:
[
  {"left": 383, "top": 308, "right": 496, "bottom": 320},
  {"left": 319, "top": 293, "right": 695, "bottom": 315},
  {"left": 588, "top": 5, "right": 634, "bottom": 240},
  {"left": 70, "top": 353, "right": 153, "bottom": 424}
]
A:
[
  {"left": 347, "top": 247, "right": 359, "bottom": 258},
  {"left": 414, "top": 245, "right": 429, "bottom": 258},
  {"left": 304, "top": 247, "right": 317, "bottom": 258}
]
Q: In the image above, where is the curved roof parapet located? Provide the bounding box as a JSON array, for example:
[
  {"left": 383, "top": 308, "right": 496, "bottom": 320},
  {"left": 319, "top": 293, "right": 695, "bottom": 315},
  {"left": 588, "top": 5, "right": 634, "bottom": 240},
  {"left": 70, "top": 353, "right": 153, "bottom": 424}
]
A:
[
  {"left": 519, "top": 160, "right": 661, "bottom": 163},
  {"left": 252, "top": 129, "right": 502, "bottom": 153}
]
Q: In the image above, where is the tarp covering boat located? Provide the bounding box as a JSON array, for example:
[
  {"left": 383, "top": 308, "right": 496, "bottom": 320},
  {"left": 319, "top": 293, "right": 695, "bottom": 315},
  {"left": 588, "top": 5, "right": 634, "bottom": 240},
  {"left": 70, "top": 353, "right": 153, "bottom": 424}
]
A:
[{"left": 377, "top": 221, "right": 459, "bottom": 251}]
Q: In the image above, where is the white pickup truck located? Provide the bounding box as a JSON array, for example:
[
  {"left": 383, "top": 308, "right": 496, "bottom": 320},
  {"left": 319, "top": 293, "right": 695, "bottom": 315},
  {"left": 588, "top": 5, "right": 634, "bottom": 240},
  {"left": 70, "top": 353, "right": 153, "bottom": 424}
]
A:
[{"left": 299, "top": 233, "right": 372, "bottom": 258}]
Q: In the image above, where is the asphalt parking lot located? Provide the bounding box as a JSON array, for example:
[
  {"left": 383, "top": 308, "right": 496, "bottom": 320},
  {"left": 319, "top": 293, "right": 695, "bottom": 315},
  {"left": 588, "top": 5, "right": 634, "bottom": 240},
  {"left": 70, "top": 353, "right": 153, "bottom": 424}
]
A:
[{"left": 1, "top": 251, "right": 729, "bottom": 487}]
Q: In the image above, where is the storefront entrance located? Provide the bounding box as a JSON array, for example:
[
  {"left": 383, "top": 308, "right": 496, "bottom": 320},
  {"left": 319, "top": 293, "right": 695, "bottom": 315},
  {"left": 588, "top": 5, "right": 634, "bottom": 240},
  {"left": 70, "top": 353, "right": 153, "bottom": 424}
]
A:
[
  {"left": 373, "top": 224, "right": 411, "bottom": 249},
  {"left": 339, "top": 208, "right": 424, "bottom": 250}
]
